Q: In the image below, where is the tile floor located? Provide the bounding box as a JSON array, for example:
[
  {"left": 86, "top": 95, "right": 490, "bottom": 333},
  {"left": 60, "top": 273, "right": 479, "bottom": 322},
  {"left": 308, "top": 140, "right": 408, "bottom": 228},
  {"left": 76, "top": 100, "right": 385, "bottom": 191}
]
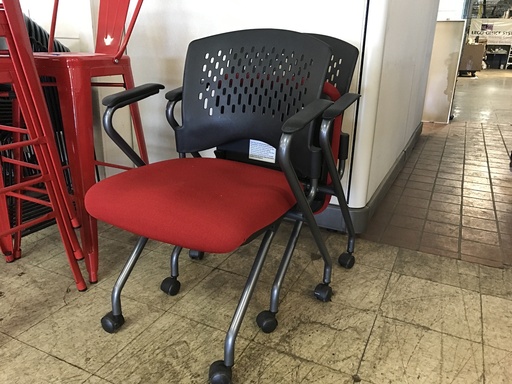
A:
[
  {"left": 0, "top": 69, "right": 511, "bottom": 383},
  {"left": 362, "top": 69, "right": 512, "bottom": 268}
]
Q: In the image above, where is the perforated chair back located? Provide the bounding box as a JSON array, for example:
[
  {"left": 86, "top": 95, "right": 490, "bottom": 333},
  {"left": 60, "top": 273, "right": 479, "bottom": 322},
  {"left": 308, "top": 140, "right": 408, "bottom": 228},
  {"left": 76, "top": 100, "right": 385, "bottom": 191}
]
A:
[{"left": 177, "top": 29, "right": 332, "bottom": 178}]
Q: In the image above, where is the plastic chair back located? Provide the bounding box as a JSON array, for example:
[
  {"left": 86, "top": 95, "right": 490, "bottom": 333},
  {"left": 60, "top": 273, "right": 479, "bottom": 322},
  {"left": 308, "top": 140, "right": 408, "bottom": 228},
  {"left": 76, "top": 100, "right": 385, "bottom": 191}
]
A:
[{"left": 178, "top": 29, "right": 332, "bottom": 179}]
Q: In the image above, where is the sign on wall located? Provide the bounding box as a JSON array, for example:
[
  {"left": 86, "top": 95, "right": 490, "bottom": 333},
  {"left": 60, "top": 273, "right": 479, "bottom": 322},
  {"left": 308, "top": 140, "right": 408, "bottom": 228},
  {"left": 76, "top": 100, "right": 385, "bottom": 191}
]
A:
[{"left": 470, "top": 18, "right": 512, "bottom": 44}]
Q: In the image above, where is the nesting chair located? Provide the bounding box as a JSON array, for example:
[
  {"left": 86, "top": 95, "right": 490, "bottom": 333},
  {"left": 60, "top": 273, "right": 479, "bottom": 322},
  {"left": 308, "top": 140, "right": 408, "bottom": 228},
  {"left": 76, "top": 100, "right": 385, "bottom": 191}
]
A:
[{"left": 85, "top": 29, "right": 360, "bottom": 384}]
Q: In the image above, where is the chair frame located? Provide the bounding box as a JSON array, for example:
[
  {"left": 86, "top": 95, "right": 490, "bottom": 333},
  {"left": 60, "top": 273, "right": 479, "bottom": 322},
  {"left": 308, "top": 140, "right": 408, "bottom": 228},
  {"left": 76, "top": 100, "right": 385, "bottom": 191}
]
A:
[{"left": 86, "top": 29, "right": 360, "bottom": 383}]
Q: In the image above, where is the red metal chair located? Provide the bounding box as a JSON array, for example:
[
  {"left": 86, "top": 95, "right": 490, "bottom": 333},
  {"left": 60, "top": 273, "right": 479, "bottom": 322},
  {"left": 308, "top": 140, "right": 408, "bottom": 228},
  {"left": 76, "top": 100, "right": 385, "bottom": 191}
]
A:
[
  {"left": 32, "top": 0, "right": 146, "bottom": 283},
  {"left": 0, "top": 0, "right": 87, "bottom": 291}
]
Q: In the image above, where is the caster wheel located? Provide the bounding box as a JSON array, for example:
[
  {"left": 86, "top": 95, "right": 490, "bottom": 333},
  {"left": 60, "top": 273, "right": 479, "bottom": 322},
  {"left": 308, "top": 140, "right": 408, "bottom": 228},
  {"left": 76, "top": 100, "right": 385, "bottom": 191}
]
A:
[
  {"left": 338, "top": 252, "right": 355, "bottom": 269},
  {"left": 256, "top": 310, "right": 278, "bottom": 333},
  {"left": 209, "top": 360, "right": 232, "bottom": 384},
  {"left": 160, "top": 276, "right": 181, "bottom": 296},
  {"left": 314, "top": 283, "right": 332, "bottom": 302},
  {"left": 101, "top": 311, "right": 125, "bottom": 333},
  {"left": 189, "top": 250, "right": 205, "bottom": 260}
]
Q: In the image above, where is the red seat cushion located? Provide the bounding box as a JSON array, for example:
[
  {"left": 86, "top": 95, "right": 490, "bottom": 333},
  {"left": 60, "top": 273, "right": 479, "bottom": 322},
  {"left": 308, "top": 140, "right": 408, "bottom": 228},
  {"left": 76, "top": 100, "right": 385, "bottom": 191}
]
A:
[{"left": 85, "top": 157, "right": 297, "bottom": 253}]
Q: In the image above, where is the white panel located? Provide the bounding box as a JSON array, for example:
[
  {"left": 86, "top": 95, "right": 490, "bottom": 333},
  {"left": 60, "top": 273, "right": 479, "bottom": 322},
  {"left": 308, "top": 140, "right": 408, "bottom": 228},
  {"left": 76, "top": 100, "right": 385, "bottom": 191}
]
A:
[
  {"left": 363, "top": 0, "right": 440, "bottom": 203},
  {"left": 422, "top": 21, "right": 465, "bottom": 124},
  {"left": 347, "top": 0, "right": 390, "bottom": 208}
]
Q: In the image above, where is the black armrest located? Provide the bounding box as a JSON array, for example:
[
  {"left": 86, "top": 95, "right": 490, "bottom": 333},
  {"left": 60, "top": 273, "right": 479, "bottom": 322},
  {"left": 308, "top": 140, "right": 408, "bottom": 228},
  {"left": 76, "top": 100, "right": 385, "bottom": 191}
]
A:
[
  {"left": 323, "top": 93, "right": 360, "bottom": 120},
  {"left": 282, "top": 99, "right": 333, "bottom": 134},
  {"left": 102, "top": 83, "right": 165, "bottom": 167},
  {"left": 165, "top": 87, "right": 183, "bottom": 102},
  {"left": 102, "top": 83, "right": 165, "bottom": 109},
  {"left": 165, "top": 87, "right": 183, "bottom": 130}
]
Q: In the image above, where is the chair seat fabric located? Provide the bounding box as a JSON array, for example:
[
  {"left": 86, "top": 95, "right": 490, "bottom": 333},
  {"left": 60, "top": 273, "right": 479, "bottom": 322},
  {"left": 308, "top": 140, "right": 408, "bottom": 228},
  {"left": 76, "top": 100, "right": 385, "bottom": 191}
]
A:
[{"left": 85, "top": 157, "right": 296, "bottom": 253}]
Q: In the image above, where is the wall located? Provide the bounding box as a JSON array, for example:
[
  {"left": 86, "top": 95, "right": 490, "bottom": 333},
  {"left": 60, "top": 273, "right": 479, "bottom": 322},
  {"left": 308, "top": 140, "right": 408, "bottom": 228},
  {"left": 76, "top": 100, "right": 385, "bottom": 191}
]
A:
[
  {"left": 437, "top": 0, "right": 465, "bottom": 20},
  {"left": 128, "top": 0, "right": 367, "bottom": 163},
  {"left": 19, "top": 0, "right": 93, "bottom": 52},
  {"left": 360, "top": 0, "right": 440, "bottom": 207}
]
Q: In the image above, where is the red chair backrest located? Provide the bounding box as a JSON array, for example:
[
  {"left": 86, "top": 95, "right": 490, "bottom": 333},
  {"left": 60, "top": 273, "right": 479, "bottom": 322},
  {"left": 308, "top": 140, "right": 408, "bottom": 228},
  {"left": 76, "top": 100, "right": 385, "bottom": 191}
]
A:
[{"left": 48, "top": 0, "right": 143, "bottom": 60}]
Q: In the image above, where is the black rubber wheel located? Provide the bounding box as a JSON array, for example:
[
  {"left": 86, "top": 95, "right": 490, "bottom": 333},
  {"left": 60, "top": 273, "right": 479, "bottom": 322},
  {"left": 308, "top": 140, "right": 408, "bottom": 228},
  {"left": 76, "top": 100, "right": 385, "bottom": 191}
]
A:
[
  {"left": 209, "top": 360, "right": 232, "bottom": 384},
  {"left": 314, "top": 283, "right": 333, "bottom": 302},
  {"left": 256, "top": 310, "right": 278, "bottom": 333},
  {"left": 189, "top": 250, "right": 205, "bottom": 260},
  {"left": 160, "top": 276, "right": 181, "bottom": 296},
  {"left": 101, "top": 311, "right": 125, "bottom": 333},
  {"left": 338, "top": 252, "right": 355, "bottom": 269}
]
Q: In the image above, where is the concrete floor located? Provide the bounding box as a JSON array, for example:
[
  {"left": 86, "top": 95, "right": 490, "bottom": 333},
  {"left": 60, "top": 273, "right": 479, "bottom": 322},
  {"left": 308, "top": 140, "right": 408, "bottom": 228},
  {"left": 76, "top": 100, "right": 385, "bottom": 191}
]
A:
[{"left": 0, "top": 69, "right": 511, "bottom": 383}]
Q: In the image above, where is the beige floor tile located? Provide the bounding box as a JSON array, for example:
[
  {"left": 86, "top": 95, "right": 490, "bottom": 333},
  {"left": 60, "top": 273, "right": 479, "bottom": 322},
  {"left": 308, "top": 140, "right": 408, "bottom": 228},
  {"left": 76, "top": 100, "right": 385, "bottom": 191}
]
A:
[
  {"left": 82, "top": 376, "right": 112, "bottom": 384},
  {"left": 234, "top": 342, "right": 321, "bottom": 383},
  {"left": 292, "top": 258, "right": 391, "bottom": 311},
  {"left": 232, "top": 341, "right": 355, "bottom": 383},
  {"left": 17, "top": 232, "right": 70, "bottom": 267},
  {"left": 302, "top": 365, "right": 355, "bottom": 384},
  {"left": 380, "top": 273, "right": 482, "bottom": 342},
  {"left": 484, "top": 345, "right": 512, "bottom": 384},
  {"left": 96, "top": 248, "right": 215, "bottom": 311},
  {"left": 96, "top": 311, "right": 249, "bottom": 384},
  {"left": 272, "top": 220, "right": 334, "bottom": 255},
  {"left": 358, "top": 316, "right": 484, "bottom": 384},
  {"left": 328, "top": 237, "right": 399, "bottom": 271},
  {"left": 482, "top": 295, "right": 512, "bottom": 351},
  {"left": 0, "top": 332, "right": 12, "bottom": 348},
  {"left": 169, "top": 268, "right": 272, "bottom": 340},
  {"left": 36, "top": 234, "right": 154, "bottom": 289},
  {"left": 393, "top": 248, "right": 480, "bottom": 291},
  {"left": 218, "top": 240, "right": 310, "bottom": 291},
  {"left": 480, "top": 266, "right": 512, "bottom": 300},
  {"left": 0, "top": 338, "right": 91, "bottom": 383},
  {"left": 253, "top": 290, "right": 375, "bottom": 376},
  {"left": 17, "top": 287, "right": 165, "bottom": 373},
  {"left": 150, "top": 243, "right": 233, "bottom": 269},
  {"left": 0, "top": 262, "right": 83, "bottom": 337}
]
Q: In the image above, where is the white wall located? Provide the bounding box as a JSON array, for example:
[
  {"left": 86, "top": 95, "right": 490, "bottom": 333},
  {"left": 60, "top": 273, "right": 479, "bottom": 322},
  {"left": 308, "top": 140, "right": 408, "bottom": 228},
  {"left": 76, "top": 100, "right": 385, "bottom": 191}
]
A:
[
  {"left": 437, "top": 0, "right": 465, "bottom": 20},
  {"left": 359, "top": 0, "right": 440, "bottom": 206},
  {"left": 128, "top": 0, "right": 367, "bottom": 162},
  {"left": 20, "top": 0, "right": 93, "bottom": 52}
]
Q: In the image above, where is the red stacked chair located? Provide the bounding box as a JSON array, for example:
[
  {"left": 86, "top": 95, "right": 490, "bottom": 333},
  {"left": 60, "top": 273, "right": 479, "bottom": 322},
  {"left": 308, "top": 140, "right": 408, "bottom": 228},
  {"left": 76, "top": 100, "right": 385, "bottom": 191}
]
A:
[
  {"left": 0, "top": 0, "right": 87, "bottom": 291},
  {"left": 32, "top": 0, "right": 146, "bottom": 283}
]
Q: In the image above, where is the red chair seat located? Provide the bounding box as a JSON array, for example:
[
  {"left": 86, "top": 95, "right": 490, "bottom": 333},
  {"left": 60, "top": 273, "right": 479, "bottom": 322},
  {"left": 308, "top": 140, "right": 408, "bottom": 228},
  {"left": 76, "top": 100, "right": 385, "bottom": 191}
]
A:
[{"left": 85, "top": 158, "right": 297, "bottom": 253}]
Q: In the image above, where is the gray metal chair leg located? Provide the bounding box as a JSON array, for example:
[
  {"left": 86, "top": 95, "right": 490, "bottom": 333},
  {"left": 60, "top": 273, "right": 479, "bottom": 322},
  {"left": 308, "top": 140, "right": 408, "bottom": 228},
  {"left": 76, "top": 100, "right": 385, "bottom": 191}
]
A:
[
  {"left": 209, "top": 227, "right": 277, "bottom": 384},
  {"left": 256, "top": 220, "right": 303, "bottom": 334},
  {"left": 101, "top": 236, "right": 148, "bottom": 333},
  {"left": 161, "top": 245, "right": 183, "bottom": 296}
]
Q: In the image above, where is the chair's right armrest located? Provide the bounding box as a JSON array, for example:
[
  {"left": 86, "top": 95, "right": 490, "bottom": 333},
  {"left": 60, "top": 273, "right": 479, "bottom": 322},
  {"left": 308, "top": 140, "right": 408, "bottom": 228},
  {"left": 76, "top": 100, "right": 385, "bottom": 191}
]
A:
[
  {"left": 165, "top": 87, "right": 183, "bottom": 102},
  {"left": 102, "top": 83, "right": 165, "bottom": 167},
  {"left": 102, "top": 83, "right": 165, "bottom": 108},
  {"left": 165, "top": 87, "right": 183, "bottom": 130}
]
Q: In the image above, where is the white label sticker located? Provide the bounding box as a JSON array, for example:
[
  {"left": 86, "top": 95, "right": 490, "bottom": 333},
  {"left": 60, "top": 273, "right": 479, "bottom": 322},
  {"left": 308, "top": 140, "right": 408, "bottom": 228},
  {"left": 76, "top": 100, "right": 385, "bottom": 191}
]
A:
[{"left": 248, "top": 140, "right": 276, "bottom": 163}]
